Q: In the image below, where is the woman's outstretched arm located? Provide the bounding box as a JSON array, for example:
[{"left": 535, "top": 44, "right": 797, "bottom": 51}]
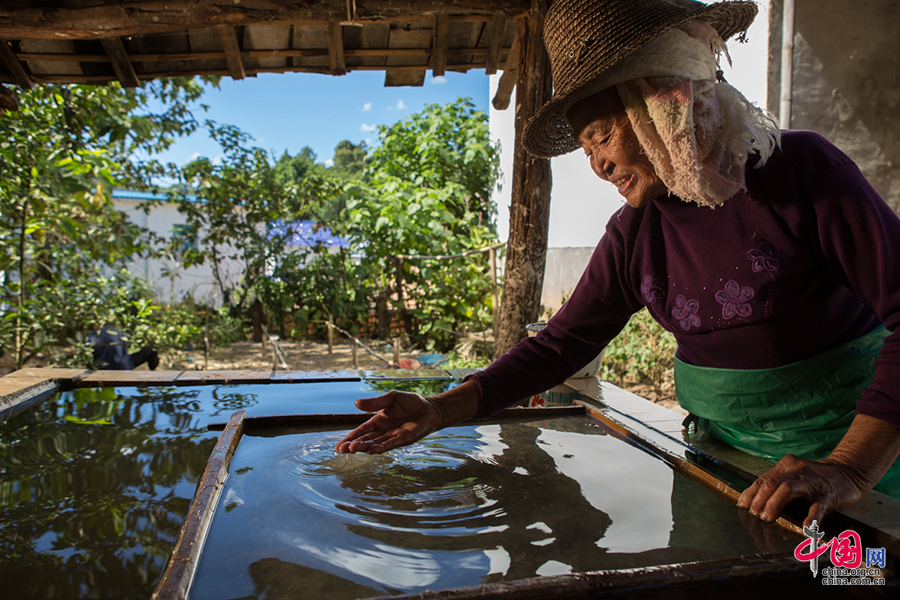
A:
[{"left": 334, "top": 380, "right": 482, "bottom": 454}]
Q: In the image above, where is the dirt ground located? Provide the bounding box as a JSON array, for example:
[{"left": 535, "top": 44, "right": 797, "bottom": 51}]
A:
[
  {"left": 4, "top": 337, "right": 684, "bottom": 415},
  {"left": 164, "top": 338, "right": 426, "bottom": 372},
  {"left": 162, "top": 338, "right": 685, "bottom": 414}
]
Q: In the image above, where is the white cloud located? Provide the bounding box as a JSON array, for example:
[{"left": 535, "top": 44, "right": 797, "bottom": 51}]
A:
[
  {"left": 324, "top": 159, "right": 334, "bottom": 167},
  {"left": 361, "top": 102, "right": 372, "bottom": 112},
  {"left": 189, "top": 152, "right": 203, "bottom": 161},
  {"left": 431, "top": 76, "right": 448, "bottom": 85},
  {"left": 386, "top": 99, "right": 407, "bottom": 111},
  {"left": 210, "top": 156, "right": 223, "bottom": 166},
  {"left": 361, "top": 123, "right": 377, "bottom": 132}
]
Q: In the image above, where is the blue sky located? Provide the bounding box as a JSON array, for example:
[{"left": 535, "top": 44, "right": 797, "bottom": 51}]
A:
[
  {"left": 149, "top": 9, "right": 769, "bottom": 249},
  {"left": 157, "top": 70, "right": 491, "bottom": 167}
]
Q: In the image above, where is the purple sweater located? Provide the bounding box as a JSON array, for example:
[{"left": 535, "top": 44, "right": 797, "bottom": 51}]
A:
[{"left": 470, "top": 131, "right": 900, "bottom": 429}]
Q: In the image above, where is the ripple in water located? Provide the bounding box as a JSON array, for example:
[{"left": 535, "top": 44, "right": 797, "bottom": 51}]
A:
[
  {"left": 192, "top": 420, "right": 795, "bottom": 600},
  {"left": 278, "top": 432, "right": 507, "bottom": 538}
]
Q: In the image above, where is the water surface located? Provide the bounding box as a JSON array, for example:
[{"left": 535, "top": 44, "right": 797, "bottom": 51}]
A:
[
  {"left": 0, "top": 380, "right": 445, "bottom": 599},
  {"left": 191, "top": 416, "right": 798, "bottom": 599}
]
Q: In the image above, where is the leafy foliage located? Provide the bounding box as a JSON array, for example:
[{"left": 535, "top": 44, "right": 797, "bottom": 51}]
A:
[
  {"left": 601, "top": 308, "right": 677, "bottom": 392},
  {"left": 341, "top": 98, "right": 502, "bottom": 349},
  {"left": 260, "top": 246, "right": 370, "bottom": 340},
  {"left": 273, "top": 146, "right": 322, "bottom": 190},
  {"left": 330, "top": 140, "right": 368, "bottom": 179},
  {"left": 0, "top": 80, "right": 212, "bottom": 368},
  {"left": 168, "top": 124, "right": 298, "bottom": 309},
  {"left": 205, "top": 98, "right": 502, "bottom": 350},
  {"left": 2, "top": 85, "right": 502, "bottom": 365},
  {"left": 167, "top": 121, "right": 355, "bottom": 341}
]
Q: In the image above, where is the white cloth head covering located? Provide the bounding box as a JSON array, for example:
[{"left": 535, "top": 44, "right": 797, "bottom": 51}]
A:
[{"left": 564, "top": 20, "right": 780, "bottom": 208}]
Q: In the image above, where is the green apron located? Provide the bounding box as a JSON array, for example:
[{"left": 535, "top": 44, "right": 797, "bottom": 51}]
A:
[{"left": 675, "top": 326, "right": 900, "bottom": 498}]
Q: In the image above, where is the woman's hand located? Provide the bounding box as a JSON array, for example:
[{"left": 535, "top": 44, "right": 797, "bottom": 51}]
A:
[
  {"left": 334, "top": 380, "right": 482, "bottom": 454},
  {"left": 737, "top": 454, "right": 872, "bottom": 527},
  {"left": 737, "top": 414, "right": 900, "bottom": 527},
  {"left": 334, "top": 391, "right": 444, "bottom": 454}
]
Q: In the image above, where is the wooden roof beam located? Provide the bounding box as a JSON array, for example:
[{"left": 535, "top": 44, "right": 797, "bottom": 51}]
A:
[
  {"left": 18, "top": 46, "right": 513, "bottom": 63},
  {"left": 0, "top": 1, "right": 532, "bottom": 41},
  {"left": 216, "top": 25, "right": 245, "bottom": 80},
  {"left": 492, "top": 30, "right": 519, "bottom": 110},
  {"left": 0, "top": 39, "right": 32, "bottom": 89},
  {"left": 327, "top": 20, "right": 347, "bottom": 76},
  {"left": 100, "top": 37, "right": 140, "bottom": 87},
  {"left": 431, "top": 13, "right": 448, "bottom": 77},
  {"left": 486, "top": 13, "right": 506, "bottom": 75},
  {"left": 0, "top": 61, "right": 502, "bottom": 86}
]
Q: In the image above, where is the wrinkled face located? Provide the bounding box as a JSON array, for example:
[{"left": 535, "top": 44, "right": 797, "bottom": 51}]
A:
[{"left": 567, "top": 89, "right": 667, "bottom": 208}]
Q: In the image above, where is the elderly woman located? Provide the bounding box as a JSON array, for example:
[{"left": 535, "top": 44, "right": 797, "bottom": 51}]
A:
[{"left": 336, "top": 0, "right": 900, "bottom": 528}]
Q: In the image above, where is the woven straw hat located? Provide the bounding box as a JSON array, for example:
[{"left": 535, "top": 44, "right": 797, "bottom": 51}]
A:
[{"left": 523, "top": 0, "right": 758, "bottom": 158}]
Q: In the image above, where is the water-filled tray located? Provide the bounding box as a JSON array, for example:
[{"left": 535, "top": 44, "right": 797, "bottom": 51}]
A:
[{"left": 154, "top": 406, "right": 803, "bottom": 600}]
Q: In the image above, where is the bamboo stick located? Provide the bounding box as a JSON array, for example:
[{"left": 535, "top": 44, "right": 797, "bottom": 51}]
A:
[
  {"left": 324, "top": 320, "right": 392, "bottom": 366},
  {"left": 151, "top": 410, "right": 246, "bottom": 600}
]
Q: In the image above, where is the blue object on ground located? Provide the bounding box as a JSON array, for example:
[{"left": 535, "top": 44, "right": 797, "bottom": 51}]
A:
[{"left": 417, "top": 353, "right": 448, "bottom": 367}]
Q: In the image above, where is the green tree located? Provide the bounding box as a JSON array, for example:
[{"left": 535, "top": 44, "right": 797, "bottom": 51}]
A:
[
  {"left": 272, "top": 144, "right": 353, "bottom": 224},
  {"left": 342, "top": 98, "right": 501, "bottom": 348},
  {"left": 330, "top": 140, "right": 368, "bottom": 179},
  {"left": 273, "top": 146, "right": 322, "bottom": 190},
  {"left": 168, "top": 121, "right": 329, "bottom": 341},
  {"left": 0, "top": 79, "right": 211, "bottom": 369},
  {"left": 366, "top": 97, "right": 498, "bottom": 228}
]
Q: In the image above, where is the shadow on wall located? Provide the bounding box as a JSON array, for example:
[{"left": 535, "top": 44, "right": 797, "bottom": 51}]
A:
[{"left": 768, "top": 0, "right": 900, "bottom": 213}]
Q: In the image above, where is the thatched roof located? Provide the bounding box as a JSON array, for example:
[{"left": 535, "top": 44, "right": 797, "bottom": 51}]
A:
[{"left": 0, "top": 1, "right": 529, "bottom": 90}]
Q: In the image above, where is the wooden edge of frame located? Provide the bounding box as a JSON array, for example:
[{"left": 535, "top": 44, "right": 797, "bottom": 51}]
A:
[
  {"left": 206, "top": 404, "right": 586, "bottom": 433},
  {"left": 576, "top": 399, "right": 805, "bottom": 540},
  {"left": 368, "top": 553, "right": 806, "bottom": 600},
  {"left": 151, "top": 409, "right": 247, "bottom": 600},
  {"left": 0, "top": 378, "right": 61, "bottom": 423}
]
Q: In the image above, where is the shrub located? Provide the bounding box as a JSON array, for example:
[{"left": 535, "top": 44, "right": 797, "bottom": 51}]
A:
[{"left": 600, "top": 308, "right": 677, "bottom": 394}]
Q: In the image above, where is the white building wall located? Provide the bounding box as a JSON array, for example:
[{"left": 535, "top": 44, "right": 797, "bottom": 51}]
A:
[
  {"left": 115, "top": 197, "right": 243, "bottom": 306},
  {"left": 540, "top": 247, "right": 594, "bottom": 313}
]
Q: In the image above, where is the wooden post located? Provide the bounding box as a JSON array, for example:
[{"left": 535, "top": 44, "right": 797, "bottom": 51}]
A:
[
  {"left": 351, "top": 339, "right": 359, "bottom": 369},
  {"left": 393, "top": 339, "right": 401, "bottom": 366},
  {"left": 203, "top": 315, "right": 210, "bottom": 371},
  {"left": 100, "top": 37, "right": 140, "bottom": 87},
  {"left": 216, "top": 24, "right": 245, "bottom": 80},
  {"left": 494, "top": 0, "right": 552, "bottom": 358},
  {"left": 327, "top": 315, "right": 334, "bottom": 354},
  {"left": 489, "top": 246, "right": 500, "bottom": 342},
  {"left": 486, "top": 12, "right": 506, "bottom": 75},
  {"left": 0, "top": 39, "right": 33, "bottom": 89},
  {"left": 327, "top": 20, "right": 347, "bottom": 75},
  {"left": 393, "top": 256, "right": 412, "bottom": 336}
]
